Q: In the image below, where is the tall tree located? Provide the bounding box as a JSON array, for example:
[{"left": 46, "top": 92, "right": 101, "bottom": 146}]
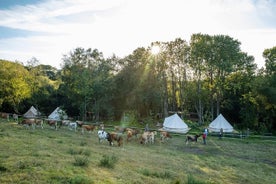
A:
[
  {"left": 0, "top": 60, "right": 32, "bottom": 113},
  {"left": 256, "top": 46, "right": 276, "bottom": 131},
  {"left": 189, "top": 34, "right": 210, "bottom": 124},
  {"left": 60, "top": 47, "right": 115, "bottom": 120},
  {"left": 162, "top": 38, "right": 190, "bottom": 115}
]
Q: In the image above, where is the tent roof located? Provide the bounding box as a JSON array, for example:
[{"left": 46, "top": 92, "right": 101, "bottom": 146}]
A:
[
  {"left": 48, "top": 107, "right": 68, "bottom": 120},
  {"left": 23, "top": 106, "right": 40, "bottom": 118},
  {"left": 208, "top": 114, "right": 234, "bottom": 133},
  {"left": 161, "top": 113, "right": 189, "bottom": 134}
]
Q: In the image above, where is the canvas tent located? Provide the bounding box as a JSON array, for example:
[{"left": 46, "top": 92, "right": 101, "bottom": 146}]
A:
[
  {"left": 23, "top": 106, "right": 40, "bottom": 118},
  {"left": 208, "top": 114, "right": 234, "bottom": 133},
  {"left": 48, "top": 107, "right": 68, "bottom": 121},
  {"left": 160, "top": 113, "right": 190, "bottom": 134}
]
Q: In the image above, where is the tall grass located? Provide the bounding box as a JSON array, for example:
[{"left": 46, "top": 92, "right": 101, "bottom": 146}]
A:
[{"left": 98, "top": 154, "right": 118, "bottom": 169}]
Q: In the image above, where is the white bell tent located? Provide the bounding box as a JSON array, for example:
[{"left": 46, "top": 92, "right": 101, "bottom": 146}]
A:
[
  {"left": 160, "top": 113, "right": 190, "bottom": 134},
  {"left": 48, "top": 107, "right": 68, "bottom": 121},
  {"left": 23, "top": 106, "right": 40, "bottom": 118},
  {"left": 208, "top": 114, "right": 234, "bottom": 133}
]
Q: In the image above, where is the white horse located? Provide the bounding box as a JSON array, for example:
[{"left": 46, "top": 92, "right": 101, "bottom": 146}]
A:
[
  {"left": 68, "top": 122, "right": 77, "bottom": 132},
  {"left": 98, "top": 130, "right": 109, "bottom": 143}
]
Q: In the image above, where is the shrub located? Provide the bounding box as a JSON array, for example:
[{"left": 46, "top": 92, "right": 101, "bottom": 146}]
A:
[
  {"left": 73, "top": 156, "right": 89, "bottom": 167},
  {"left": 140, "top": 168, "right": 173, "bottom": 179},
  {"left": 98, "top": 154, "right": 118, "bottom": 169},
  {"left": 68, "top": 148, "right": 78, "bottom": 155}
]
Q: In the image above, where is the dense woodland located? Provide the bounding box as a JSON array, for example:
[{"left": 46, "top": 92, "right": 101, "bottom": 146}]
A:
[{"left": 0, "top": 34, "right": 275, "bottom": 133}]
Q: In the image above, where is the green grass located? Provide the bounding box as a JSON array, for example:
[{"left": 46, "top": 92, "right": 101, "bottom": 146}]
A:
[{"left": 0, "top": 119, "right": 275, "bottom": 184}]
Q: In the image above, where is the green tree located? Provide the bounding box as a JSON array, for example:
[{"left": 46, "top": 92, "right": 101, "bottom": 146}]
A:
[
  {"left": 60, "top": 47, "right": 115, "bottom": 120},
  {"left": 189, "top": 34, "right": 210, "bottom": 124},
  {"left": 256, "top": 46, "right": 276, "bottom": 132},
  {"left": 0, "top": 60, "right": 32, "bottom": 112},
  {"left": 22, "top": 64, "right": 61, "bottom": 115}
]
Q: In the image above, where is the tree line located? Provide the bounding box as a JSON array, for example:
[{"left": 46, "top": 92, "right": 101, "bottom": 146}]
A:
[{"left": 0, "top": 33, "right": 275, "bottom": 133}]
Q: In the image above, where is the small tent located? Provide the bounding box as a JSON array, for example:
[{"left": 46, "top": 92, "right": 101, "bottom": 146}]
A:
[
  {"left": 48, "top": 107, "right": 68, "bottom": 121},
  {"left": 23, "top": 106, "right": 40, "bottom": 118},
  {"left": 208, "top": 114, "right": 234, "bottom": 133},
  {"left": 160, "top": 113, "right": 189, "bottom": 134}
]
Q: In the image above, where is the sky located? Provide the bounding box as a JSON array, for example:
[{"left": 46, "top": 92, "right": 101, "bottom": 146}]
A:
[{"left": 0, "top": 0, "right": 275, "bottom": 69}]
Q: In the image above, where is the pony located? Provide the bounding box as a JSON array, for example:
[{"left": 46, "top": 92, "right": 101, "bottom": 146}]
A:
[
  {"left": 126, "top": 128, "right": 140, "bottom": 142},
  {"left": 185, "top": 134, "right": 200, "bottom": 145},
  {"left": 140, "top": 131, "right": 157, "bottom": 144},
  {"left": 107, "top": 132, "right": 123, "bottom": 146},
  {"left": 98, "top": 130, "right": 109, "bottom": 143},
  {"left": 160, "top": 131, "right": 172, "bottom": 142}
]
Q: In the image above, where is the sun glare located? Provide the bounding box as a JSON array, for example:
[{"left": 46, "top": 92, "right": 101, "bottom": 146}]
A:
[{"left": 151, "top": 45, "right": 160, "bottom": 55}]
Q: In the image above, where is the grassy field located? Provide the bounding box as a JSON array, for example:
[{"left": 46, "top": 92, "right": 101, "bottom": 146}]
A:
[{"left": 0, "top": 119, "right": 275, "bottom": 184}]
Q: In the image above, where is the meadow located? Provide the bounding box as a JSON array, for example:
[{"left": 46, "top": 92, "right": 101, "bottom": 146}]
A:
[{"left": 0, "top": 119, "right": 275, "bottom": 184}]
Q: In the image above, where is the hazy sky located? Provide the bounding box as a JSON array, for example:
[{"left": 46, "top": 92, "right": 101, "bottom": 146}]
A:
[{"left": 0, "top": 0, "right": 275, "bottom": 68}]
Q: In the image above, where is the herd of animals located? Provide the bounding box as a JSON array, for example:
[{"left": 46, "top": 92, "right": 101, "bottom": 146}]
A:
[{"left": 0, "top": 112, "right": 201, "bottom": 146}]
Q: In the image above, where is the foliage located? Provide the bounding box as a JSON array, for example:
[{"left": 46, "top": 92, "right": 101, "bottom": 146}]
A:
[
  {"left": 0, "top": 60, "right": 32, "bottom": 112},
  {"left": 140, "top": 168, "right": 174, "bottom": 179},
  {"left": 73, "top": 156, "right": 89, "bottom": 167},
  {"left": 98, "top": 154, "right": 118, "bottom": 169},
  {"left": 0, "top": 35, "right": 275, "bottom": 132}
]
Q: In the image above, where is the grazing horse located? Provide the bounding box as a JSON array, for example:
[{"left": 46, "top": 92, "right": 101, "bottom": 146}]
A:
[
  {"left": 107, "top": 132, "right": 123, "bottom": 146},
  {"left": 82, "top": 125, "right": 97, "bottom": 134},
  {"left": 98, "top": 130, "right": 109, "bottom": 143},
  {"left": 140, "top": 131, "right": 157, "bottom": 144},
  {"left": 76, "top": 121, "right": 84, "bottom": 127},
  {"left": 160, "top": 131, "right": 172, "bottom": 142},
  {"left": 19, "top": 119, "right": 35, "bottom": 129},
  {"left": 46, "top": 120, "right": 58, "bottom": 130},
  {"left": 126, "top": 128, "right": 140, "bottom": 142},
  {"left": 68, "top": 122, "right": 77, "bottom": 132},
  {"left": 185, "top": 134, "right": 200, "bottom": 145},
  {"left": 13, "top": 114, "right": 19, "bottom": 122},
  {"left": 34, "top": 119, "right": 44, "bottom": 129},
  {"left": 1, "top": 112, "right": 10, "bottom": 121},
  {"left": 62, "top": 120, "right": 70, "bottom": 126}
]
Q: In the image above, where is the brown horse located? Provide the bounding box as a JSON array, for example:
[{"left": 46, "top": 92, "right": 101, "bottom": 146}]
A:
[
  {"left": 185, "top": 134, "right": 200, "bottom": 145},
  {"left": 107, "top": 132, "right": 123, "bottom": 146}
]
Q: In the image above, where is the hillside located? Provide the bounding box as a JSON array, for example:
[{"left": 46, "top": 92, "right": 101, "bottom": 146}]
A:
[{"left": 0, "top": 119, "right": 275, "bottom": 184}]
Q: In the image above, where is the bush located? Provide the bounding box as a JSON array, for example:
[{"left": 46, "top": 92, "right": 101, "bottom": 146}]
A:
[
  {"left": 98, "top": 154, "right": 118, "bottom": 169},
  {"left": 73, "top": 156, "right": 89, "bottom": 167},
  {"left": 140, "top": 168, "right": 173, "bottom": 179}
]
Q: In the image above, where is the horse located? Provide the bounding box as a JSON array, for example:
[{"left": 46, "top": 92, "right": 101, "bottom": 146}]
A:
[
  {"left": 160, "top": 131, "right": 172, "bottom": 142},
  {"left": 185, "top": 134, "right": 200, "bottom": 145},
  {"left": 140, "top": 131, "right": 157, "bottom": 144},
  {"left": 82, "top": 124, "right": 97, "bottom": 134},
  {"left": 107, "top": 132, "right": 123, "bottom": 146},
  {"left": 126, "top": 128, "right": 140, "bottom": 142},
  {"left": 68, "top": 122, "right": 77, "bottom": 132},
  {"left": 98, "top": 130, "right": 109, "bottom": 143},
  {"left": 45, "top": 120, "right": 58, "bottom": 130}
]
